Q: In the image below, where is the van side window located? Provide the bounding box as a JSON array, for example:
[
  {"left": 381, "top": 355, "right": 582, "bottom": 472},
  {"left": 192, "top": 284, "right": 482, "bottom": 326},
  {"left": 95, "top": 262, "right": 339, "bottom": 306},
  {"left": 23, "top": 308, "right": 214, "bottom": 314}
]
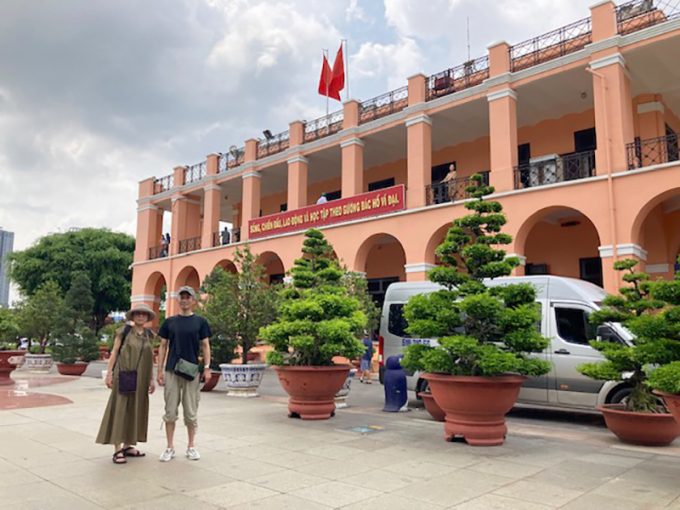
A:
[
  {"left": 388, "top": 304, "right": 409, "bottom": 337},
  {"left": 555, "top": 307, "right": 596, "bottom": 345}
]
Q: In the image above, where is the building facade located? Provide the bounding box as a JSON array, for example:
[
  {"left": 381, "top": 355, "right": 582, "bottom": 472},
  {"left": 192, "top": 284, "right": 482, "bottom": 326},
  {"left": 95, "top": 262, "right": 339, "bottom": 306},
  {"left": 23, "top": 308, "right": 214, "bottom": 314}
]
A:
[
  {"left": 0, "top": 228, "right": 14, "bottom": 308},
  {"left": 131, "top": 1, "right": 680, "bottom": 322}
]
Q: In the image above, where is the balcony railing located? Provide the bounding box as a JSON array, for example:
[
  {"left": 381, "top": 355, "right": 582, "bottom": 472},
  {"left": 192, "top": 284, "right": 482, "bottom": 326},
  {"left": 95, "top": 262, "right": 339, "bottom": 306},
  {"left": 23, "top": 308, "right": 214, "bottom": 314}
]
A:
[
  {"left": 257, "top": 130, "right": 290, "bottom": 158},
  {"left": 218, "top": 147, "right": 244, "bottom": 173},
  {"left": 510, "top": 17, "right": 592, "bottom": 72},
  {"left": 426, "top": 171, "right": 490, "bottom": 206},
  {"left": 212, "top": 230, "right": 235, "bottom": 247},
  {"left": 426, "top": 56, "right": 490, "bottom": 101},
  {"left": 616, "top": 0, "right": 678, "bottom": 35},
  {"left": 184, "top": 161, "right": 206, "bottom": 184},
  {"left": 153, "top": 174, "right": 173, "bottom": 194},
  {"left": 178, "top": 236, "right": 201, "bottom": 254},
  {"left": 304, "top": 110, "right": 343, "bottom": 143},
  {"left": 148, "top": 245, "right": 168, "bottom": 260},
  {"left": 514, "top": 150, "right": 595, "bottom": 189},
  {"left": 359, "top": 86, "right": 408, "bottom": 124},
  {"left": 627, "top": 134, "right": 680, "bottom": 169}
]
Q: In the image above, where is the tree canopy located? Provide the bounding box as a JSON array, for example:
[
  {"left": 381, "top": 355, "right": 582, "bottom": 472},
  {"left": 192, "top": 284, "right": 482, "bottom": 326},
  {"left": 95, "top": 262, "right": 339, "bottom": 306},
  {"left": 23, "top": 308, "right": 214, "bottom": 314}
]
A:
[{"left": 9, "top": 228, "right": 135, "bottom": 332}]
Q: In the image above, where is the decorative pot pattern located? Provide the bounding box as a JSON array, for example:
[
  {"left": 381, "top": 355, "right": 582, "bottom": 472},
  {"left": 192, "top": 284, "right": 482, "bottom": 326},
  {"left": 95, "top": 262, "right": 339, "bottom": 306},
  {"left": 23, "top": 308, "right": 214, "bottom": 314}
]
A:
[
  {"left": 220, "top": 363, "right": 267, "bottom": 397},
  {"left": 599, "top": 404, "right": 680, "bottom": 446},
  {"left": 23, "top": 353, "right": 53, "bottom": 373},
  {"left": 275, "top": 365, "right": 350, "bottom": 420}
]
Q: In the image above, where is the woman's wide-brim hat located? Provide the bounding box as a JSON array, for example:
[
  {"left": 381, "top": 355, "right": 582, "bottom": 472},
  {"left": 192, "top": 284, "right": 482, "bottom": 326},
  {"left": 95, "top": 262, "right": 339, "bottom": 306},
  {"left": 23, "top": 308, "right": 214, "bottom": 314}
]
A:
[{"left": 125, "top": 304, "right": 156, "bottom": 322}]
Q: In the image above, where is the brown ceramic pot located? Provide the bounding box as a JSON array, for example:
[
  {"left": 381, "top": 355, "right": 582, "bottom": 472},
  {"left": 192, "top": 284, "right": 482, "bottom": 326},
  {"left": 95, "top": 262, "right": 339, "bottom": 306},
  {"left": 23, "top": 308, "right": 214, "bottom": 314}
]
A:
[
  {"left": 56, "top": 362, "right": 88, "bottom": 376},
  {"left": 418, "top": 391, "right": 445, "bottom": 422},
  {"left": 274, "top": 365, "right": 350, "bottom": 420},
  {"left": 424, "top": 373, "right": 526, "bottom": 446},
  {"left": 200, "top": 370, "right": 221, "bottom": 392},
  {"left": 0, "top": 350, "right": 25, "bottom": 386},
  {"left": 599, "top": 404, "right": 680, "bottom": 446},
  {"left": 654, "top": 391, "right": 680, "bottom": 426}
]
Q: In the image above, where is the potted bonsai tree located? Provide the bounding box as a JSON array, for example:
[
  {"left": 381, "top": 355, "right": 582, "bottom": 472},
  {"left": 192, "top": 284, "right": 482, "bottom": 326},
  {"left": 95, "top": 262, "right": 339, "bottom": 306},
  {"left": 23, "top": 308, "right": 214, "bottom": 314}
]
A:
[
  {"left": 401, "top": 174, "right": 551, "bottom": 445},
  {"left": 0, "top": 307, "right": 24, "bottom": 386},
  {"left": 202, "top": 246, "right": 278, "bottom": 396},
  {"left": 577, "top": 259, "right": 680, "bottom": 446},
  {"left": 260, "top": 228, "right": 367, "bottom": 419}
]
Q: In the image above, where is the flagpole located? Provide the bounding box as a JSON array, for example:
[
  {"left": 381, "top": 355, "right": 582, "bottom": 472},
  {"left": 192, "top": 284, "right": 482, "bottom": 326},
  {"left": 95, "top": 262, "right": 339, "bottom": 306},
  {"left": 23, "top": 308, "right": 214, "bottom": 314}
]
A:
[
  {"left": 343, "top": 38, "right": 349, "bottom": 101},
  {"left": 324, "top": 48, "right": 329, "bottom": 118}
]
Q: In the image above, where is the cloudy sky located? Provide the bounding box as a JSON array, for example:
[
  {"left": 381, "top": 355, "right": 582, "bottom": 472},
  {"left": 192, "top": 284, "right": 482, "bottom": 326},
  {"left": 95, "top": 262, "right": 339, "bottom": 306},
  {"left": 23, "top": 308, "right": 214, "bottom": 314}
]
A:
[{"left": 0, "top": 0, "right": 595, "bottom": 254}]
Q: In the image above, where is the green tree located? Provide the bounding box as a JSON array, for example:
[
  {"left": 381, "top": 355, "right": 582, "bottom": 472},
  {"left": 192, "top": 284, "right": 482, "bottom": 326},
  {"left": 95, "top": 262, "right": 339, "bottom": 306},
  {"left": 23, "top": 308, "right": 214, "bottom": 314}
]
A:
[
  {"left": 0, "top": 307, "right": 20, "bottom": 350},
  {"left": 202, "top": 246, "right": 278, "bottom": 367},
  {"left": 401, "top": 175, "right": 551, "bottom": 377},
  {"left": 9, "top": 228, "right": 135, "bottom": 333},
  {"left": 17, "top": 281, "right": 70, "bottom": 353},
  {"left": 261, "top": 229, "right": 366, "bottom": 366},
  {"left": 64, "top": 271, "right": 95, "bottom": 328},
  {"left": 343, "top": 271, "right": 381, "bottom": 335}
]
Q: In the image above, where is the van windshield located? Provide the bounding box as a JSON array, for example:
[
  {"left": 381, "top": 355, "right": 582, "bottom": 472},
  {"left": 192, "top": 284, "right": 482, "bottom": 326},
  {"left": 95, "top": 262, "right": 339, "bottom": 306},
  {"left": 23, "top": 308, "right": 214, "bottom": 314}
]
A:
[{"left": 388, "top": 304, "right": 409, "bottom": 337}]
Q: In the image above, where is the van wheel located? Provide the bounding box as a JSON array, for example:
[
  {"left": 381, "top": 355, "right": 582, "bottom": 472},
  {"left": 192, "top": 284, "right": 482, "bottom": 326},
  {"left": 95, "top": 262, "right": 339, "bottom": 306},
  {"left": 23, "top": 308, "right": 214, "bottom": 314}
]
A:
[
  {"left": 416, "top": 379, "right": 430, "bottom": 395},
  {"left": 608, "top": 386, "right": 632, "bottom": 405}
]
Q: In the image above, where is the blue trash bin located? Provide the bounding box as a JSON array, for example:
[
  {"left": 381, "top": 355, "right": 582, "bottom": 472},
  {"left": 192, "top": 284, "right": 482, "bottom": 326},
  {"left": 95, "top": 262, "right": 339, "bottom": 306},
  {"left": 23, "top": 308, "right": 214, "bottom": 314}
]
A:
[{"left": 383, "top": 355, "right": 408, "bottom": 412}]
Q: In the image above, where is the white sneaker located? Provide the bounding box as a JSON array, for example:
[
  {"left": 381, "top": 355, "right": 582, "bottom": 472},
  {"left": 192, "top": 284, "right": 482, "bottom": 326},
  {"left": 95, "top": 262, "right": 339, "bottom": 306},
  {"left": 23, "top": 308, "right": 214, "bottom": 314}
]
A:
[
  {"left": 186, "top": 447, "right": 201, "bottom": 461},
  {"left": 159, "top": 448, "right": 175, "bottom": 462}
]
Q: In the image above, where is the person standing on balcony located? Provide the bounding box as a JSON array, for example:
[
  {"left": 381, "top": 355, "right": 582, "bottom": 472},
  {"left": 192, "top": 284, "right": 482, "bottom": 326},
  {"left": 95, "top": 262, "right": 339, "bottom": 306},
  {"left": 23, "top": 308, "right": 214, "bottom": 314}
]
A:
[
  {"left": 160, "top": 235, "right": 168, "bottom": 257},
  {"left": 156, "top": 286, "right": 212, "bottom": 462},
  {"left": 442, "top": 163, "right": 458, "bottom": 201},
  {"left": 316, "top": 193, "right": 328, "bottom": 205},
  {"left": 220, "top": 227, "right": 230, "bottom": 245}
]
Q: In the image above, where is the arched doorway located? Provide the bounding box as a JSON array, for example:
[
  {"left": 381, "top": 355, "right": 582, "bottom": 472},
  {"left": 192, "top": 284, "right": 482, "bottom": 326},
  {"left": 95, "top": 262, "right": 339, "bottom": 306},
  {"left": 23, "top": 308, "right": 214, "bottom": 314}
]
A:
[
  {"left": 214, "top": 259, "right": 237, "bottom": 274},
  {"left": 424, "top": 222, "right": 454, "bottom": 266},
  {"left": 256, "top": 251, "right": 285, "bottom": 285},
  {"left": 633, "top": 192, "right": 680, "bottom": 280},
  {"left": 518, "top": 207, "right": 603, "bottom": 286},
  {"left": 143, "top": 271, "right": 167, "bottom": 328},
  {"left": 354, "top": 233, "right": 407, "bottom": 309}
]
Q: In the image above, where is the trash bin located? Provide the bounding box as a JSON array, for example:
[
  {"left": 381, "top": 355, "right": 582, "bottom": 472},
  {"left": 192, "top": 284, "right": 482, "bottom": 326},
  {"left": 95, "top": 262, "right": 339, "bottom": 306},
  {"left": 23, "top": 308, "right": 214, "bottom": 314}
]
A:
[{"left": 383, "top": 355, "right": 408, "bottom": 412}]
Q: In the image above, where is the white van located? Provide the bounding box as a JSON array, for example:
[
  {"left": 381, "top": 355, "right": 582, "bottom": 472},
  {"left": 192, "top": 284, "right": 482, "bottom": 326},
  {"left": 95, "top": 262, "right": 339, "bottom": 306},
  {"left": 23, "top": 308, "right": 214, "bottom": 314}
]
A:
[{"left": 378, "top": 276, "right": 634, "bottom": 411}]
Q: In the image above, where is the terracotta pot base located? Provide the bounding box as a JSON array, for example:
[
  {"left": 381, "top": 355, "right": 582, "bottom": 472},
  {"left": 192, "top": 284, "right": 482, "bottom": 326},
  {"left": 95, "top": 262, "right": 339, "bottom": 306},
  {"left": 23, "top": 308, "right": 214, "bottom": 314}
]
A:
[
  {"left": 56, "top": 363, "right": 88, "bottom": 376},
  {"left": 599, "top": 404, "right": 680, "bottom": 447},
  {"left": 275, "top": 365, "right": 350, "bottom": 420},
  {"left": 418, "top": 391, "right": 445, "bottom": 422},
  {"left": 0, "top": 351, "right": 24, "bottom": 386},
  {"left": 655, "top": 391, "right": 680, "bottom": 426}
]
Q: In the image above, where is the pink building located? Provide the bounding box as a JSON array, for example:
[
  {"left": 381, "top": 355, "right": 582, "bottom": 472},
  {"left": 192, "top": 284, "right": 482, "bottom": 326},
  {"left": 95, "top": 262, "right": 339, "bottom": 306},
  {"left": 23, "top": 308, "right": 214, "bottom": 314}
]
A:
[{"left": 132, "top": 1, "right": 680, "bottom": 321}]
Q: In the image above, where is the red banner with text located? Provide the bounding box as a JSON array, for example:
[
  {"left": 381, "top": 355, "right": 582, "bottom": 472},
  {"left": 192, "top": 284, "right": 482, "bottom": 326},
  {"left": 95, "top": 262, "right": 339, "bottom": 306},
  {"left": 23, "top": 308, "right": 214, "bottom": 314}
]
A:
[{"left": 249, "top": 185, "right": 405, "bottom": 240}]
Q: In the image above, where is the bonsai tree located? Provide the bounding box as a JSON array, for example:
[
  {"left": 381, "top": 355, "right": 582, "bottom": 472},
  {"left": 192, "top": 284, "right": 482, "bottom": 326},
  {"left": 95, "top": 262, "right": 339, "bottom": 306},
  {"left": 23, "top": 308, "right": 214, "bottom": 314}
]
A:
[
  {"left": 16, "top": 280, "right": 70, "bottom": 353},
  {"left": 578, "top": 259, "right": 680, "bottom": 412},
  {"left": 202, "top": 246, "right": 278, "bottom": 367},
  {"left": 401, "top": 174, "right": 551, "bottom": 378},
  {"left": 260, "top": 228, "right": 366, "bottom": 366},
  {"left": 0, "top": 307, "right": 20, "bottom": 351},
  {"left": 51, "top": 324, "right": 100, "bottom": 364}
]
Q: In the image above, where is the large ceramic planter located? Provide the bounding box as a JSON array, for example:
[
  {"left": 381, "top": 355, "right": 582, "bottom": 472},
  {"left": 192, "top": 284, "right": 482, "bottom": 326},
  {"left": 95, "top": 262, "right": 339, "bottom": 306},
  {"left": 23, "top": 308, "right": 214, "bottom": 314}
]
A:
[
  {"left": 424, "top": 373, "right": 527, "bottom": 446},
  {"left": 335, "top": 368, "right": 357, "bottom": 409},
  {"left": 418, "top": 391, "right": 445, "bottom": 422},
  {"left": 56, "top": 362, "right": 88, "bottom": 376},
  {"left": 220, "top": 363, "right": 267, "bottom": 397},
  {"left": 654, "top": 391, "right": 680, "bottom": 425},
  {"left": 200, "top": 370, "right": 221, "bottom": 392},
  {"left": 599, "top": 404, "right": 680, "bottom": 446},
  {"left": 23, "top": 353, "right": 53, "bottom": 373},
  {"left": 0, "top": 350, "right": 25, "bottom": 386},
  {"left": 274, "top": 365, "right": 350, "bottom": 420}
]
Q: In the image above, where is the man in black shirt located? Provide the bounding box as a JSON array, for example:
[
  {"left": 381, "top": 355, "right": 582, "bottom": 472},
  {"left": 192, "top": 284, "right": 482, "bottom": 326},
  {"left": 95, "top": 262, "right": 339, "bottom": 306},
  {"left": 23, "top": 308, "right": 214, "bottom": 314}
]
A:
[{"left": 157, "top": 286, "right": 212, "bottom": 462}]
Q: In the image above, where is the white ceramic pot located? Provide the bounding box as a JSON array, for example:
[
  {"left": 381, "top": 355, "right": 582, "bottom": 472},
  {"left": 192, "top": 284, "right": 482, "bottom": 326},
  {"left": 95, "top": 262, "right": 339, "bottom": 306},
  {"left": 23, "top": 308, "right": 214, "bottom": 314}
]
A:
[
  {"left": 219, "top": 363, "right": 267, "bottom": 397},
  {"left": 22, "top": 353, "right": 53, "bottom": 373},
  {"left": 334, "top": 368, "right": 357, "bottom": 409}
]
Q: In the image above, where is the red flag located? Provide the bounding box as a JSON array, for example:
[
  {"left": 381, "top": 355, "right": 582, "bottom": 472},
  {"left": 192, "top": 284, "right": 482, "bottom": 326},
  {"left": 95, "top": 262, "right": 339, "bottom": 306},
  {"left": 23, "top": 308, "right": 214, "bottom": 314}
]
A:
[
  {"left": 317, "top": 54, "right": 333, "bottom": 98},
  {"left": 329, "top": 44, "right": 345, "bottom": 100}
]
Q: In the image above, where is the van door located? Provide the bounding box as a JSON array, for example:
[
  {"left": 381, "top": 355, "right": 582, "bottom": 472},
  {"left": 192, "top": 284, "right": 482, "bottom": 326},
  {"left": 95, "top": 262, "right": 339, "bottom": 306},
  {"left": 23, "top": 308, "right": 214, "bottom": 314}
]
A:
[
  {"left": 517, "top": 301, "right": 549, "bottom": 404},
  {"left": 549, "top": 302, "right": 604, "bottom": 407}
]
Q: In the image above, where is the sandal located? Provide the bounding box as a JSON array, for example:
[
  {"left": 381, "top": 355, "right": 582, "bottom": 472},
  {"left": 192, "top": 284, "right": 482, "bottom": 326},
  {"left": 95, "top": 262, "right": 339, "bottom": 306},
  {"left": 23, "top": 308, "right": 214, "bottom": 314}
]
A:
[
  {"left": 112, "top": 450, "right": 127, "bottom": 464},
  {"left": 122, "top": 446, "right": 146, "bottom": 457}
]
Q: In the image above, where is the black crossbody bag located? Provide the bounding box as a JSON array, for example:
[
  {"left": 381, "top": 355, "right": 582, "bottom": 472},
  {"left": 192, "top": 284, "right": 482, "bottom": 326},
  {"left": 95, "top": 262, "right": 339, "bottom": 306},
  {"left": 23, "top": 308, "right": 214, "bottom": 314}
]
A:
[{"left": 115, "top": 326, "right": 151, "bottom": 394}]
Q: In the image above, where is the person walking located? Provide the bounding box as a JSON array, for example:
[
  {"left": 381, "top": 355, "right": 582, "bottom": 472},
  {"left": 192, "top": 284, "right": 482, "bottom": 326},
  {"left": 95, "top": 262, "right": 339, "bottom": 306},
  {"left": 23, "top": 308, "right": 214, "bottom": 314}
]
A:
[
  {"left": 156, "top": 286, "right": 212, "bottom": 462},
  {"left": 359, "top": 332, "right": 374, "bottom": 384},
  {"left": 96, "top": 304, "right": 156, "bottom": 464}
]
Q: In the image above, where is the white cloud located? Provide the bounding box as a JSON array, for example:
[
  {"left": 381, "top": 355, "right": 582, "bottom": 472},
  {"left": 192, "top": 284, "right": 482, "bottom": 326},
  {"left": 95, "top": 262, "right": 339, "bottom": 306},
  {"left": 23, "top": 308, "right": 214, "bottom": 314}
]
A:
[
  {"left": 384, "top": 0, "right": 464, "bottom": 40},
  {"left": 352, "top": 37, "right": 423, "bottom": 90},
  {"left": 346, "top": 0, "right": 368, "bottom": 22}
]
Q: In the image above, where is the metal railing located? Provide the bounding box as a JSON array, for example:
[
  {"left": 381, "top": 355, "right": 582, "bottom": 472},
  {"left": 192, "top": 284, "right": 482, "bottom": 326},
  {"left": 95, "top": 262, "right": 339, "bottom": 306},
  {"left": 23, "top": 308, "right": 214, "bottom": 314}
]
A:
[
  {"left": 426, "top": 171, "right": 490, "bottom": 206},
  {"left": 514, "top": 150, "right": 595, "bottom": 189},
  {"left": 510, "top": 17, "right": 592, "bottom": 72},
  {"left": 218, "top": 147, "right": 244, "bottom": 173},
  {"left": 426, "top": 56, "right": 490, "bottom": 101},
  {"left": 148, "top": 245, "right": 168, "bottom": 260},
  {"left": 153, "top": 174, "right": 173, "bottom": 194},
  {"left": 257, "top": 130, "right": 290, "bottom": 158},
  {"left": 178, "top": 236, "right": 201, "bottom": 254},
  {"left": 359, "top": 86, "right": 408, "bottom": 124},
  {"left": 304, "top": 110, "right": 344, "bottom": 142},
  {"left": 627, "top": 134, "right": 680, "bottom": 169},
  {"left": 616, "top": 0, "right": 679, "bottom": 34},
  {"left": 184, "top": 161, "right": 206, "bottom": 184}
]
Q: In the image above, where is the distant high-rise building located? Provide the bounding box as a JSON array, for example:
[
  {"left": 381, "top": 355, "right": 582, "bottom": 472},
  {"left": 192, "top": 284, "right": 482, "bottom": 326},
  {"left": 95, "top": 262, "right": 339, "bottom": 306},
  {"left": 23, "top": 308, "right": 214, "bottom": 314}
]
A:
[{"left": 0, "top": 228, "right": 14, "bottom": 307}]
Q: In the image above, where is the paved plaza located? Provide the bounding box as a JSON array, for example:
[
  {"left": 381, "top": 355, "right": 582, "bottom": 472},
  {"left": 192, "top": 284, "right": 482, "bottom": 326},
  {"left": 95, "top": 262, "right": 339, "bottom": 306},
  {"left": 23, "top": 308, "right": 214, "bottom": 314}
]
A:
[{"left": 2, "top": 365, "right": 680, "bottom": 509}]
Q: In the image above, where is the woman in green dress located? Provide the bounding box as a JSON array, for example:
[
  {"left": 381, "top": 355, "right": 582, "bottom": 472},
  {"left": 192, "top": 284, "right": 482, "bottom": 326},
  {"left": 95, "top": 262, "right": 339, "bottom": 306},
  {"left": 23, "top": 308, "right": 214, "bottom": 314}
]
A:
[{"left": 96, "top": 304, "right": 156, "bottom": 464}]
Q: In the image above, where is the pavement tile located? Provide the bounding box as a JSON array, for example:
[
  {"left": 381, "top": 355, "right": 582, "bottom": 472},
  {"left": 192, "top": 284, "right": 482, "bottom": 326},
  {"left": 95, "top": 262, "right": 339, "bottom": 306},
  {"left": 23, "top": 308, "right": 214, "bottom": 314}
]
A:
[
  {"left": 560, "top": 492, "right": 653, "bottom": 510},
  {"left": 451, "top": 493, "right": 553, "bottom": 510},
  {"left": 115, "top": 493, "right": 222, "bottom": 510},
  {"left": 339, "top": 467, "right": 418, "bottom": 492},
  {"left": 342, "top": 492, "right": 445, "bottom": 510},
  {"left": 525, "top": 459, "right": 627, "bottom": 492},
  {"left": 229, "top": 493, "right": 332, "bottom": 509},
  {"left": 591, "top": 474, "right": 680, "bottom": 507},
  {"left": 203, "top": 456, "right": 286, "bottom": 480},
  {"left": 292, "top": 458, "right": 374, "bottom": 480},
  {"left": 187, "top": 480, "right": 278, "bottom": 507},
  {"left": 291, "top": 480, "right": 382, "bottom": 507},
  {"left": 250, "top": 469, "right": 329, "bottom": 492},
  {"left": 467, "top": 458, "right": 545, "bottom": 480},
  {"left": 493, "top": 479, "right": 583, "bottom": 507}
]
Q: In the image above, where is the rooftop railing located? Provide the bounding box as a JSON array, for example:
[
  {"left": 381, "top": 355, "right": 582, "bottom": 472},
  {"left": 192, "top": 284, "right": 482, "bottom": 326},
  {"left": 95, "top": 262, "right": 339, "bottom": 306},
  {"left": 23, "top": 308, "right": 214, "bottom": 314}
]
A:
[
  {"left": 510, "top": 17, "right": 592, "bottom": 72},
  {"left": 359, "top": 86, "right": 408, "bottom": 124},
  {"left": 304, "top": 110, "right": 343, "bottom": 143},
  {"left": 616, "top": 0, "right": 679, "bottom": 35},
  {"left": 627, "top": 133, "right": 680, "bottom": 169},
  {"left": 426, "top": 56, "right": 490, "bottom": 101},
  {"left": 184, "top": 161, "right": 206, "bottom": 184},
  {"left": 257, "top": 130, "right": 290, "bottom": 159},
  {"left": 153, "top": 174, "right": 173, "bottom": 194},
  {"left": 218, "top": 147, "right": 245, "bottom": 173}
]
